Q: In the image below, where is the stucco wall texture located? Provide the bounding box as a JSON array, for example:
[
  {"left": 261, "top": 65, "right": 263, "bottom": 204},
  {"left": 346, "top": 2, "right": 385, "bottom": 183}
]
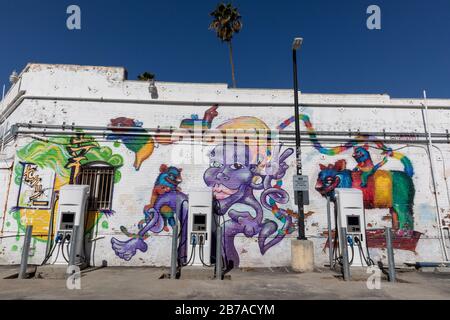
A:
[{"left": 0, "top": 63, "right": 448, "bottom": 267}]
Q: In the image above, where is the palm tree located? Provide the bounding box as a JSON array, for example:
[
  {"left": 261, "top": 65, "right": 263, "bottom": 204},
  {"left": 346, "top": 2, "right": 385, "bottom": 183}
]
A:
[
  {"left": 137, "top": 72, "right": 155, "bottom": 81},
  {"left": 209, "top": 3, "right": 242, "bottom": 88}
]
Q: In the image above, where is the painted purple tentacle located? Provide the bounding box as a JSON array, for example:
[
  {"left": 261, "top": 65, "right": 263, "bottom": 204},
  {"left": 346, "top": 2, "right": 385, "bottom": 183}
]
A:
[
  {"left": 204, "top": 142, "right": 295, "bottom": 269},
  {"left": 221, "top": 218, "right": 245, "bottom": 269},
  {"left": 263, "top": 148, "right": 293, "bottom": 190},
  {"left": 260, "top": 188, "right": 289, "bottom": 210},
  {"left": 258, "top": 215, "right": 293, "bottom": 254},
  {"left": 111, "top": 190, "right": 188, "bottom": 262},
  {"left": 176, "top": 195, "right": 189, "bottom": 264},
  {"left": 243, "top": 194, "right": 264, "bottom": 226}
]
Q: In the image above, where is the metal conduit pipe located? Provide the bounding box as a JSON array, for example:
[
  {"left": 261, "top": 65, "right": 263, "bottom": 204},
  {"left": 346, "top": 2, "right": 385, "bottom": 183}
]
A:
[
  {"left": 12, "top": 122, "right": 450, "bottom": 139},
  {"left": 407, "top": 141, "right": 450, "bottom": 263},
  {"left": 432, "top": 145, "right": 450, "bottom": 206},
  {"left": 11, "top": 125, "right": 450, "bottom": 144},
  {"left": 13, "top": 130, "right": 449, "bottom": 145},
  {"left": 421, "top": 92, "right": 449, "bottom": 262}
]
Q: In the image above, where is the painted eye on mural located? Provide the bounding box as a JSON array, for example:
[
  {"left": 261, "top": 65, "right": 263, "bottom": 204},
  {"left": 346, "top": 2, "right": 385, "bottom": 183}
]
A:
[
  {"left": 230, "top": 162, "right": 243, "bottom": 170},
  {"left": 326, "top": 177, "right": 333, "bottom": 184},
  {"left": 210, "top": 161, "right": 222, "bottom": 168}
]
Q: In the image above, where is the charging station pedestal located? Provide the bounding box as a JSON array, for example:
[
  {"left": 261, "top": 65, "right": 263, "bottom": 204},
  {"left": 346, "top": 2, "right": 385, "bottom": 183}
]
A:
[
  {"left": 335, "top": 188, "right": 369, "bottom": 267},
  {"left": 187, "top": 191, "right": 213, "bottom": 266},
  {"left": 53, "top": 185, "right": 90, "bottom": 266}
]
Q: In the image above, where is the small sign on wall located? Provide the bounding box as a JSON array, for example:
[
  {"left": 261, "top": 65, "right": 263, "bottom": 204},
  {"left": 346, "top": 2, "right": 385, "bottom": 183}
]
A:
[
  {"left": 293, "top": 175, "right": 309, "bottom": 205},
  {"left": 293, "top": 175, "right": 309, "bottom": 191},
  {"left": 17, "top": 163, "right": 55, "bottom": 209}
]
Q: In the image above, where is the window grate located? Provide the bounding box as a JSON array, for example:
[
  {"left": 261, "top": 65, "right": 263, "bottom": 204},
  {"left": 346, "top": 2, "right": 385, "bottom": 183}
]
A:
[{"left": 76, "top": 165, "right": 115, "bottom": 211}]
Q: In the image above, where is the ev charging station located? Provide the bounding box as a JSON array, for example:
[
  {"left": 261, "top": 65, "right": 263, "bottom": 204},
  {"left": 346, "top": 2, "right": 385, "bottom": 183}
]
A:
[
  {"left": 335, "top": 188, "right": 371, "bottom": 267},
  {"left": 187, "top": 191, "right": 213, "bottom": 267},
  {"left": 51, "top": 185, "right": 90, "bottom": 266}
]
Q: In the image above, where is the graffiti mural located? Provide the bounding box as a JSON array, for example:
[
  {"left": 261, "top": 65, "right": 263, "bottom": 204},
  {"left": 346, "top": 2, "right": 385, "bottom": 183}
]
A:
[
  {"left": 17, "top": 163, "right": 55, "bottom": 209},
  {"left": 65, "top": 135, "right": 99, "bottom": 183},
  {"left": 111, "top": 164, "right": 188, "bottom": 262},
  {"left": 106, "top": 106, "right": 422, "bottom": 265},
  {"left": 204, "top": 142, "right": 296, "bottom": 269},
  {"left": 107, "top": 117, "right": 155, "bottom": 170},
  {"left": 315, "top": 159, "right": 415, "bottom": 229},
  {"left": 180, "top": 104, "right": 219, "bottom": 130},
  {"left": 9, "top": 134, "right": 124, "bottom": 243},
  {"left": 279, "top": 113, "right": 421, "bottom": 251}
]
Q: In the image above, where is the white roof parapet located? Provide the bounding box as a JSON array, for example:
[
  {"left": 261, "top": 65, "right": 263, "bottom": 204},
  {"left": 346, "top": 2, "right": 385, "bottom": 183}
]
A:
[{"left": 1, "top": 63, "right": 450, "bottom": 117}]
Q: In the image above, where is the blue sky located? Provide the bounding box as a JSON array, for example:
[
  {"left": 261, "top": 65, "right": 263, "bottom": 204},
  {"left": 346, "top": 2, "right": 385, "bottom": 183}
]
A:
[{"left": 0, "top": 0, "right": 449, "bottom": 98}]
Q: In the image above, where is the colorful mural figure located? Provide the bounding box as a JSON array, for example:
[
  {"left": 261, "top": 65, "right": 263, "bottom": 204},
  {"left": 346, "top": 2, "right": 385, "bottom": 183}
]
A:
[
  {"left": 204, "top": 142, "right": 296, "bottom": 269},
  {"left": 107, "top": 106, "right": 421, "bottom": 264},
  {"left": 111, "top": 165, "right": 188, "bottom": 262},
  {"left": 110, "top": 109, "right": 298, "bottom": 264},
  {"left": 277, "top": 114, "right": 413, "bottom": 177},
  {"left": 145, "top": 164, "right": 183, "bottom": 232},
  {"left": 279, "top": 113, "right": 420, "bottom": 250},
  {"left": 215, "top": 116, "right": 273, "bottom": 169},
  {"left": 10, "top": 134, "right": 123, "bottom": 242},
  {"left": 107, "top": 117, "right": 155, "bottom": 170},
  {"left": 180, "top": 104, "right": 219, "bottom": 130},
  {"left": 315, "top": 159, "right": 415, "bottom": 230}
]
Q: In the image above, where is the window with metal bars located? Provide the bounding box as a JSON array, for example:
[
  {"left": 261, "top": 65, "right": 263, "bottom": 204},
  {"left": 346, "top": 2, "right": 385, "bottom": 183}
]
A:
[{"left": 76, "top": 163, "right": 115, "bottom": 211}]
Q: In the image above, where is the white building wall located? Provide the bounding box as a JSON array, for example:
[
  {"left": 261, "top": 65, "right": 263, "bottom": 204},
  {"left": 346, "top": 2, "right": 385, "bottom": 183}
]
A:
[{"left": 0, "top": 64, "right": 448, "bottom": 267}]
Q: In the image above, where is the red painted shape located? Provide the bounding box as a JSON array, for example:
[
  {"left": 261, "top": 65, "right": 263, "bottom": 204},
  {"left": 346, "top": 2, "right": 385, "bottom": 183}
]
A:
[
  {"left": 350, "top": 171, "right": 375, "bottom": 209},
  {"left": 323, "top": 229, "right": 421, "bottom": 252},
  {"left": 366, "top": 229, "right": 422, "bottom": 252}
]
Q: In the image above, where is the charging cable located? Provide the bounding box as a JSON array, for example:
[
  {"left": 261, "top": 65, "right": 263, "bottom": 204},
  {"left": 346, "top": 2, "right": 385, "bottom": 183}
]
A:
[{"left": 40, "top": 233, "right": 63, "bottom": 266}]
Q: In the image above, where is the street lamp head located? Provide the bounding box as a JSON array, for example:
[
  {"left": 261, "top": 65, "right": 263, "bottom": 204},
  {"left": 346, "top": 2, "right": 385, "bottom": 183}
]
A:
[{"left": 292, "top": 37, "right": 303, "bottom": 50}]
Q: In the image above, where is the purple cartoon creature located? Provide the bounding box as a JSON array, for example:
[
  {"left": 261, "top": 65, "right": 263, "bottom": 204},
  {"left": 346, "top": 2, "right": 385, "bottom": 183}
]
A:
[
  {"left": 204, "top": 142, "right": 295, "bottom": 271},
  {"left": 110, "top": 165, "right": 189, "bottom": 262}
]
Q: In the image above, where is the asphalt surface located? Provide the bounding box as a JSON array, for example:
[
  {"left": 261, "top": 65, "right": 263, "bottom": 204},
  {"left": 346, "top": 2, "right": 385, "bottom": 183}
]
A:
[{"left": 0, "top": 265, "right": 448, "bottom": 300}]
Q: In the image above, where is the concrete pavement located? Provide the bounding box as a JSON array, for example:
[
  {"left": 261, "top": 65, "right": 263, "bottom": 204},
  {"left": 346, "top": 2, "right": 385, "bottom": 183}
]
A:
[{"left": 0, "top": 265, "right": 448, "bottom": 300}]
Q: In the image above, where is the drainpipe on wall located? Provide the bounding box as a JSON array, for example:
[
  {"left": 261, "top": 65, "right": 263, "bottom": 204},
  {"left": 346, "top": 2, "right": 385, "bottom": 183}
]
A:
[
  {"left": 421, "top": 90, "right": 449, "bottom": 262},
  {"left": 432, "top": 145, "right": 450, "bottom": 207}
]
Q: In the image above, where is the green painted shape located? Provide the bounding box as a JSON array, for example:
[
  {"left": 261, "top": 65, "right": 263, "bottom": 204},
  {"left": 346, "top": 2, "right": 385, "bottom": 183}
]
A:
[
  {"left": 122, "top": 136, "right": 151, "bottom": 153},
  {"left": 11, "top": 245, "right": 18, "bottom": 252},
  {"left": 16, "top": 137, "right": 73, "bottom": 182},
  {"left": 12, "top": 133, "right": 125, "bottom": 241},
  {"left": 102, "top": 221, "right": 109, "bottom": 229},
  {"left": 391, "top": 170, "right": 415, "bottom": 230},
  {"left": 84, "top": 212, "right": 104, "bottom": 235},
  {"left": 15, "top": 134, "right": 124, "bottom": 186}
]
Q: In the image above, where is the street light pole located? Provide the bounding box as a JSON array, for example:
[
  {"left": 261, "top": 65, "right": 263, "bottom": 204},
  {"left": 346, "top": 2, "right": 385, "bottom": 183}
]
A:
[{"left": 292, "top": 37, "right": 306, "bottom": 240}]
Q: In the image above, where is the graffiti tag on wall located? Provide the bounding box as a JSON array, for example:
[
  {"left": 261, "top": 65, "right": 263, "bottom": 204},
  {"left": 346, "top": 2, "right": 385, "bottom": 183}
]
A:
[
  {"left": 17, "top": 163, "right": 55, "bottom": 209},
  {"left": 9, "top": 134, "right": 124, "bottom": 243}
]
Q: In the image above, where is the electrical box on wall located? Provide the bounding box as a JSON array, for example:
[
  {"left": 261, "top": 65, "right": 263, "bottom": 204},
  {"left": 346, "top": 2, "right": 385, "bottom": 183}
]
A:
[
  {"left": 187, "top": 191, "right": 213, "bottom": 267},
  {"left": 53, "top": 185, "right": 90, "bottom": 265},
  {"left": 335, "top": 188, "right": 369, "bottom": 267}
]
